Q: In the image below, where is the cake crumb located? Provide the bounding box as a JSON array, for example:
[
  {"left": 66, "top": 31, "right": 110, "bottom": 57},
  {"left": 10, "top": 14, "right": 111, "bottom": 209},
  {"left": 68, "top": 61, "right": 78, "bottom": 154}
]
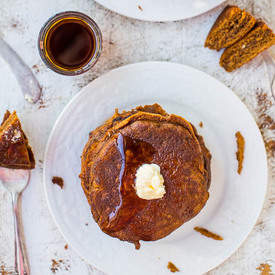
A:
[
  {"left": 50, "top": 259, "right": 70, "bottom": 273},
  {"left": 257, "top": 263, "right": 273, "bottom": 275},
  {"left": 255, "top": 92, "right": 275, "bottom": 158},
  {"left": 259, "top": 114, "right": 275, "bottom": 130},
  {"left": 38, "top": 98, "right": 47, "bottom": 110},
  {"left": 52, "top": 176, "right": 64, "bottom": 189},
  {"left": 50, "top": 259, "right": 59, "bottom": 273},
  {"left": 138, "top": 5, "right": 143, "bottom": 11},
  {"left": 256, "top": 92, "right": 272, "bottom": 111},
  {"left": 199, "top": 121, "right": 203, "bottom": 128},
  {"left": 167, "top": 262, "right": 179, "bottom": 273},
  {"left": 266, "top": 140, "right": 275, "bottom": 157},
  {"left": 0, "top": 264, "right": 12, "bottom": 275},
  {"left": 134, "top": 241, "right": 141, "bottom": 250},
  {"left": 235, "top": 131, "right": 245, "bottom": 174},
  {"left": 194, "top": 227, "right": 223, "bottom": 240},
  {"left": 32, "top": 64, "right": 40, "bottom": 73},
  {"left": 64, "top": 244, "right": 68, "bottom": 250}
]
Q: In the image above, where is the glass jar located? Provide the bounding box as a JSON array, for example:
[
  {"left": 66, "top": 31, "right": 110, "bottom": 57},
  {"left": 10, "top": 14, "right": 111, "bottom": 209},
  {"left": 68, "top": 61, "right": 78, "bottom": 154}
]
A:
[{"left": 38, "top": 11, "right": 102, "bottom": 75}]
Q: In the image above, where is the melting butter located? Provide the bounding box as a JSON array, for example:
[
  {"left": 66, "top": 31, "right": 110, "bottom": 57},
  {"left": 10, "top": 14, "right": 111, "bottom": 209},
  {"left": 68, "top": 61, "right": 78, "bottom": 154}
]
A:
[{"left": 135, "top": 164, "right": 165, "bottom": 200}]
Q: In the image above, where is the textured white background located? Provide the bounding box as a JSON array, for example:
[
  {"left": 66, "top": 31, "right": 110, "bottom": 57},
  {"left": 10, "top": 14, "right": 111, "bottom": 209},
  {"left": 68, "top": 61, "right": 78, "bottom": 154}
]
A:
[{"left": 0, "top": 0, "right": 274, "bottom": 274}]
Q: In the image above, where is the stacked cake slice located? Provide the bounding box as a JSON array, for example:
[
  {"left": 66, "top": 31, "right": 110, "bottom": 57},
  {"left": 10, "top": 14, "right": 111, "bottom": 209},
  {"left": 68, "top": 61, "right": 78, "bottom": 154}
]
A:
[{"left": 205, "top": 5, "right": 275, "bottom": 72}]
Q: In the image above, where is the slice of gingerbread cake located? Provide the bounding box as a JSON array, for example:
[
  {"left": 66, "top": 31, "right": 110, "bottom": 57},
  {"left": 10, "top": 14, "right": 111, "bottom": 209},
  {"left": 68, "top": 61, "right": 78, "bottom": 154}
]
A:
[
  {"left": 220, "top": 21, "right": 275, "bottom": 72},
  {"left": 205, "top": 5, "right": 256, "bottom": 51},
  {"left": 0, "top": 111, "right": 35, "bottom": 169}
]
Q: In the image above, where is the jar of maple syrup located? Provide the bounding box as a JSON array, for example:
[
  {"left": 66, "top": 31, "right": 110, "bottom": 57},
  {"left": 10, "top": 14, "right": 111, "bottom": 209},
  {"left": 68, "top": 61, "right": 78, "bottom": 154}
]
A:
[{"left": 38, "top": 11, "right": 102, "bottom": 75}]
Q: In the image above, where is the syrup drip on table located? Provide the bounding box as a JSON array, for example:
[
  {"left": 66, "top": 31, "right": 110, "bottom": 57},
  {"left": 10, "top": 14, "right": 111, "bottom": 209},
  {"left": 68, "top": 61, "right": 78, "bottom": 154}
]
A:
[{"left": 107, "top": 133, "right": 155, "bottom": 232}]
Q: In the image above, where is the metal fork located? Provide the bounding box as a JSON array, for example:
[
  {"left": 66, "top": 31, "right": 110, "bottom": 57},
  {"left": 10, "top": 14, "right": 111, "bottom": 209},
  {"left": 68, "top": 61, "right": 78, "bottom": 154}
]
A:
[{"left": 0, "top": 168, "right": 30, "bottom": 275}]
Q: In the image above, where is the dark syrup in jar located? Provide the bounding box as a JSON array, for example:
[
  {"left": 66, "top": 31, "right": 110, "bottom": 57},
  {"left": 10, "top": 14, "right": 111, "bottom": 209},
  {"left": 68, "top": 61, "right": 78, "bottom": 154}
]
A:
[
  {"left": 46, "top": 19, "right": 96, "bottom": 70},
  {"left": 107, "top": 133, "right": 155, "bottom": 232}
]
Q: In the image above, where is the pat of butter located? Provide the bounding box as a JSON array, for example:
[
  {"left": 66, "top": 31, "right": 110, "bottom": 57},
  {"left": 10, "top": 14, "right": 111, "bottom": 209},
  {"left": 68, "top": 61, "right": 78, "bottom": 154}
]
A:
[{"left": 135, "top": 164, "right": 165, "bottom": 200}]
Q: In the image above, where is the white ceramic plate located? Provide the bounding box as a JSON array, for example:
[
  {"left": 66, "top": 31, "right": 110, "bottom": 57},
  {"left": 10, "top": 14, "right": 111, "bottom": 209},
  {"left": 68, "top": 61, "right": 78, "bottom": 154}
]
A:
[
  {"left": 94, "top": 0, "right": 225, "bottom": 22},
  {"left": 44, "top": 62, "right": 267, "bottom": 275}
]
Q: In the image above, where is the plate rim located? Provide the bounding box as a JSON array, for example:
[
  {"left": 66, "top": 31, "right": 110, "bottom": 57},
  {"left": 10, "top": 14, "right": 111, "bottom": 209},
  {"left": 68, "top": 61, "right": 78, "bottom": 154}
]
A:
[
  {"left": 43, "top": 61, "right": 268, "bottom": 274},
  {"left": 94, "top": 0, "right": 226, "bottom": 22}
]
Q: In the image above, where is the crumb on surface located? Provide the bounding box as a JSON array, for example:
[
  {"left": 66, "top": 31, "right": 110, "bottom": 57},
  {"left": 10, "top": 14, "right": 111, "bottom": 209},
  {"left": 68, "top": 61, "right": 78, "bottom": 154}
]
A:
[
  {"left": 266, "top": 140, "right": 275, "bottom": 157},
  {"left": 50, "top": 259, "right": 70, "bottom": 273},
  {"left": 52, "top": 176, "right": 64, "bottom": 189},
  {"left": 235, "top": 131, "right": 245, "bottom": 174},
  {"left": 37, "top": 97, "right": 47, "bottom": 110},
  {"left": 138, "top": 5, "right": 143, "bottom": 11},
  {"left": 32, "top": 64, "right": 40, "bottom": 73},
  {"left": 64, "top": 244, "right": 68, "bottom": 250},
  {"left": 167, "top": 262, "right": 179, "bottom": 273},
  {"left": 256, "top": 263, "right": 273, "bottom": 275},
  {"left": 256, "top": 92, "right": 272, "bottom": 113},
  {"left": 134, "top": 241, "right": 140, "bottom": 250},
  {"left": 50, "top": 259, "right": 59, "bottom": 274},
  {"left": 85, "top": 222, "right": 88, "bottom": 226},
  {"left": 259, "top": 114, "right": 275, "bottom": 131},
  {"left": 194, "top": 227, "right": 223, "bottom": 240},
  {"left": 255, "top": 92, "right": 275, "bottom": 158},
  {"left": 0, "top": 264, "right": 12, "bottom": 275},
  {"left": 199, "top": 121, "right": 203, "bottom": 128}
]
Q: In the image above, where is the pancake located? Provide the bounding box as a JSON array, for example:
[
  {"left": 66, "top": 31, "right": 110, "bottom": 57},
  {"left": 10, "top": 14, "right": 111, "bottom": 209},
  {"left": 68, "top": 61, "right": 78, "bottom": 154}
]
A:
[{"left": 80, "top": 104, "right": 211, "bottom": 248}]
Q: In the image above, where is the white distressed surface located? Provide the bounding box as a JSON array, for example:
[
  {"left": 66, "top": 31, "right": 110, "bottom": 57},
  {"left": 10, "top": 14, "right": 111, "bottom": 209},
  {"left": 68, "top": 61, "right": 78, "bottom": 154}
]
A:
[{"left": 0, "top": 0, "right": 274, "bottom": 275}]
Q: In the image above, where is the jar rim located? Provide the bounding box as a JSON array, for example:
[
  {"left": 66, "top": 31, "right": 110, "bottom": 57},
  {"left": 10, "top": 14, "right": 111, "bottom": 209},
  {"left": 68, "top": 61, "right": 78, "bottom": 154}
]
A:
[{"left": 38, "top": 11, "right": 102, "bottom": 76}]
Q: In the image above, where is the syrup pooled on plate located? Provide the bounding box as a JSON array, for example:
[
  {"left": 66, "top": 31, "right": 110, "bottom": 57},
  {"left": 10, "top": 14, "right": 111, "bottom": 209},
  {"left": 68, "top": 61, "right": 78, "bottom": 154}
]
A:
[
  {"left": 46, "top": 19, "right": 96, "bottom": 70},
  {"left": 107, "top": 133, "right": 155, "bottom": 233}
]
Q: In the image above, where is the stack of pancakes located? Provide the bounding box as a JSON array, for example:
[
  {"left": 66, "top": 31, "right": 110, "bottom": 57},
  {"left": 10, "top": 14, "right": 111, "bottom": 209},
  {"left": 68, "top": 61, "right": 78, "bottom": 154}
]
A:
[{"left": 80, "top": 104, "right": 211, "bottom": 248}]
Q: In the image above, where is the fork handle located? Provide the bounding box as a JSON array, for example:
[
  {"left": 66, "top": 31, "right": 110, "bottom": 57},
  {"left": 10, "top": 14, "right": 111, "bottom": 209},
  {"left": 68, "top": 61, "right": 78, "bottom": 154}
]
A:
[{"left": 12, "top": 192, "right": 30, "bottom": 275}]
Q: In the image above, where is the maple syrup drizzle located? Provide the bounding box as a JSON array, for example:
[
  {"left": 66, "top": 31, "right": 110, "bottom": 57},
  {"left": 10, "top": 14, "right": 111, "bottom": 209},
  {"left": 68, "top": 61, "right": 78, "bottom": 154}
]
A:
[{"left": 107, "top": 133, "right": 155, "bottom": 232}]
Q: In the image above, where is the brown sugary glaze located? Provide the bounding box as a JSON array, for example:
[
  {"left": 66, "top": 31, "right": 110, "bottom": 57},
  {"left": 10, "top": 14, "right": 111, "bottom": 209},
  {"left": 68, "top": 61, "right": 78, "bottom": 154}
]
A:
[
  {"left": 194, "top": 227, "right": 223, "bottom": 240},
  {"left": 80, "top": 104, "right": 211, "bottom": 248},
  {"left": 0, "top": 110, "right": 35, "bottom": 169},
  {"left": 235, "top": 131, "right": 245, "bottom": 175},
  {"left": 205, "top": 5, "right": 256, "bottom": 51}
]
